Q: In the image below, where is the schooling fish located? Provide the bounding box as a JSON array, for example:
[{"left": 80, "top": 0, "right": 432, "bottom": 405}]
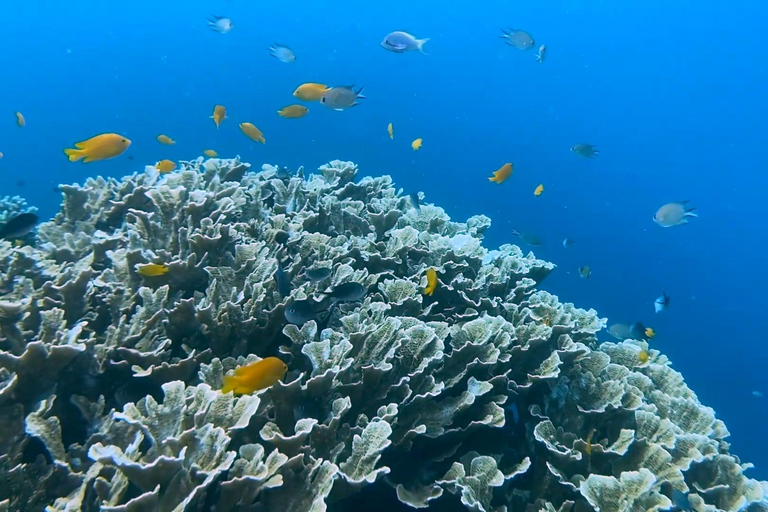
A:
[
  {"left": 387, "top": 122, "right": 394, "bottom": 139},
  {"left": 240, "top": 122, "right": 265, "bottom": 143},
  {"left": 534, "top": 184, "right": 544, "bottom": 196},
  {"left": 654, "top": 292, "right": 669, "bottom": 313},
  {"left": 409, "top": 192, "right": 421, "bottom": 211},
  {"left": 284, "top": 299, "right": 328, "bottom": 325},
  {"left": 488, "top": 163, "right": 512, "bottom": 184},
  {"left": 155, "top": 159, "right": 176, "bottom": 173},
  {"left": 211, "top": 105, "right": 227, "bottom": 128},
  {"left": 277, "top": 105, "right": 309, "bottom": 118},
  {"left": 0, "top": 212, "right": 39, "bottom": 239},
  {"left": 320, "top": 86, "right": 365, "bottom": 111},
  {"left": 411, "top": 138, "right": 423, "bottom": 151},
  {"left": 654, "top": 201, "right": 697, "bottom": 227},
  {"left": 156, "top": 134, "right": 175, "bottom": 145},
  {"left": 15, "top": 112, "right": 25, "bottom": 127},
  {"left": 221, "top": 357, "right": 288, "bottom": 395},
  {"left": 305, "top": 267, "right": 332, "bottom": 283},
  {"left": 423, "top": 268, "right": 438, "bottom": 296},
  {"left": 208, "top": 15, "right": 233, "bottom": 34},
  {"left": 319, "top": 282, "right": 366, "bottom": 303},
  {"left": 381, "top": 31, "right": 430, "bottom": 54},
  {"left": 571, "top": 144, "right": 599, "bottom": 158},
  {"left": 293, "top": 83, "right": 329, "bottom": 101},
  {"left": 64, "top": 133, "right": 131, "bottom": 163},
  {"left": 535, "top": 44, "right": 547, "bottom": 63},
  {"left": 269, "top": 44, "right": 296, "bottom": 63},
  {"left": 500, "top": 28, "right": 535, "bottom": 50},
  {"left": 203, "top": 149, "right": 218, "bottom": 157}
]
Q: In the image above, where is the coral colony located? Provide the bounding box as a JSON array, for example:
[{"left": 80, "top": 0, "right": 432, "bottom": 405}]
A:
[{"left": 0, "top": 158, "right": 765, "bottom": 510}]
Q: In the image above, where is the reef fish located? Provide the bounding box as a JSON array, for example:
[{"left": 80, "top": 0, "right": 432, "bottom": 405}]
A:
[
  {"left": 536, "top": 44, "right": 546, "bottom": 63},
  {"left": 136, "top": 263, "right": 169, "bottom": 277},
  {"left": 412, "top": 138, "right": 423, "bottom": 151},
  {"left": 155, "top": 159, "right": 176, "bottom": 173},
  {"left": 240, "top": 122, "right": 265, "bottom": 143},
  {"left": 534, "top": 184, "right": 544, "bottom": 196},
  {"left": 269, "top": 44, "right": 296, "bottom": 63},
  {"left": 203, "top": 149, "right": 218, "bottom": 157},
  {"left": 319, "top": 282, "right": 366, "bottom": 302},
  {"left": 387, "top": 122, "right": 394, "bottom": 139},
  {"left": 64, "top": 133, "right": 131, "bottom": 163},
  {"left": 563, "top": 237, "right": 575, "bottom": 248},
  {"left": 15, "top": 112, "right": 25, "bottom": 127},
  {"left": 305, "top": 267, "right": 332, "bottom": 283},
  {"left": 654, "top": 292, "right": 669, "bottom": 313},
  {"left": 275, "top": 261, "right": 291, "bottom": 298},
  {"left": 211, "top": 105, "right": 226, "bottom": 127},
  {"left": 409, "top": 192, "right": 421, "bottom": 211},
  {"left": 208, "top": 15, "right": 233, "bottom": 33},
  {"left": 578, "top": 266, "right": 591, "bottom": 279},
  {"left": 423, "top": 268, "right": 438, "bottom": 296},
  {"left": 629, "top": 322, "right": 653, "bottom": 340},
  {"left": 500, "top": 28, "right": 535, "bottom": 50},
  {"left": 654, "top": 201, "right": 697, "bottom": 227},
  {"left": 320, "top": 86, "right": 365, "bottom": 111},
  {"left": 221, "top": 357, "right": 288, "bottom": 395},
  {"left": 284, "top": 299, "right": 328, "bottom": 325},
  {"left": 277, "top": 105, "right": 309, "bottom": 118},
  {"left": 381, "top": 31, "right": 430, "bottom": 54},
  {"left": 293, "top": 83, "right": 329, "bottom": 101},
  {"left": 0, "top": 212, "right": 39, "bottom": 239},
  {"left": 637, "top": 349, "right": 650, "bottom": 364},
  {"left": 608, "top": 323, "right": 632, "bottom": 340},
  {"left": 488, "top": 163, "right": 512, "bottom": 184},
  {"left": 511, "top": 228, "right": 543, "bottom": 247},
  {"left": 571, "top": 144, "right": 599, "bottom": 158},
  {"left": 156, "top": 134, "right": 175, "bottom": 145}
]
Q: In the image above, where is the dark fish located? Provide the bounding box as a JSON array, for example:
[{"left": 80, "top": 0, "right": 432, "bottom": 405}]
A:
[
  {"left": 305, "top": 267, "right": 332, "bottom": 283},
  {"left": 571, "top": 144, "right": 599, "bottom": 158},
  {"left": 409, "top": 192, "right": 421, "bottom": 211},
  {"left": 275, "top": 262, "right": 291, "bottom": 298},
  {"left": 127, "top": 155, "right": 135, "bottom": 161},
  {"left": 16, "top": 180, "right": 24, "bottom": 187},
  {"left": 319, "top": 282, "right": 366, "bottom": 302},
  {"left": 275, "top": 166, "right": 292, "bottom": 180},
  {"left": 511, "top": 228, "right": 543, "bottom": 247},
  {"left": 500, "top": 28, "right": 535, "bottom": 50},
  {"left": 284, "top": 299, "right": 328, "bottom": 325},
  {"left": 0, "top": 212, "right": 39, "bottom": 239},
  {"left": 630, "top": 322, "right": 650, "bottom": 340}
]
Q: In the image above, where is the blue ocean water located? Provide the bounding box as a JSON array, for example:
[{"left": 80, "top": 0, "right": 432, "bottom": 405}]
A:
[{"left": 3, "top": 0, "right": 767, "bottom": 478}]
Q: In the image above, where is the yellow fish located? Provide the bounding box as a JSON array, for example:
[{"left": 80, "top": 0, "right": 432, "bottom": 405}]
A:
[
  {"left": 211, "top": 104, "right": 226, "bottom": 128},
  {"left": 240, "top": 122, "right": 265, "bottom": 143},
  {"left": 277, "top": 105, "right": 309, "bottom": 118},
  {"left": 534, "top": 184, "right": 544, "bottom": 196},
  {"left": 203, "top": 149, "right": 218, "bottom": 157},
  {"left": 293, "top": 83, "right": 329, "bottom": 101},
  {"left": 155, "top": 159, "right": 176, "bottom": 173},
  {"left": 638, "top": 349, "right": 650, "bottom": 364},
  {"left": 488, "top": 163, "right": 512, "bottom": 184},
  {"left": 13, "top": 240, "right": 23, "bottom": 247},
  {"left": 64, "top": 133, "right": 131, "bottom": 163},
  {"left": 645, "top": 327, "right": 656, "bottom": 339},
  {"left": 157, "top": 134, "right": 175, "bottom": 145},
  {"left": 222, "top": 357, "right": 288, "bottom": 395},
  {"left": 15, "top": 112, "right": 25, "bottom": 127},
  {"left": 387, "top": 123, "right": 394, "bottom": 139},
  {"left": 136, "top": 263, "right": 169, "bottom": 277},
  {"left": 423, "top": 268, "right": 438, "bottom": 296},
  {"left": 412, "top": 138, "right": 423, "bottom": 151}
]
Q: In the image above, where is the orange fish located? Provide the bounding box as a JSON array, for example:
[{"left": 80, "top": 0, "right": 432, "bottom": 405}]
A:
[
  {"left": 203, "top": 149, "right": 218, "bottom": 157},
  {"left": 222, "top": 357, "right": 288, "bottom": 395},
  {"left": 423, "top": 268, "right": 438, "bottom": 296},
  {"left": 488, "top": 163, "right": 512, "bottom": 184},
  {"left": 239, "top": 122, "right": 265, "bottom": 143},
  {"left": 293, "top": 83, "right": 329, "bottom": 101},
  {"left": 15, "top": 112, "right": 25, "bottom": 127},
  {"left": 211, "top": 105, "right": 226, "bottom": 128},
  {"left": 155, "top": 159, "right": 176, "bottom": 173},
  {"left": 64, "top": 133, "right": 131, "bottom": 163},
  {"left": 136, "top": 263, "right": 169, "bottom": 277},
  {"left": 534, "top": 184, "right": 544, "bottom": 196},
  {"left": 277, "top": 105, "right": 309, "bottom": 118},
  {"left": 412, "top": 138, "right": 423, "bottom": 151},
  {"left": 157, "top": 134, "right": 175, "bottom": 145}
]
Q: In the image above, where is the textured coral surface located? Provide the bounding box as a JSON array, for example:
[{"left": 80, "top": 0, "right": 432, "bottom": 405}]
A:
[{"left": 0, "top": 158, "right": 765, "bottom": 511}]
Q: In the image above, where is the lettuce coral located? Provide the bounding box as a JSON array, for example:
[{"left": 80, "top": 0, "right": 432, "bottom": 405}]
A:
[{"left": 0, "top": 157, "right": 764, "bottom": 511}]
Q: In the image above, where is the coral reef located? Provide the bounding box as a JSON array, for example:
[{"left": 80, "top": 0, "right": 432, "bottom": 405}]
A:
[{"left": 0, "top": 157, "right": 765, "bottom": 511}]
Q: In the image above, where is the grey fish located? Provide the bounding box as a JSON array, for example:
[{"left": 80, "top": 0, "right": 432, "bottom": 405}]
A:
[
  {"left": 511, "top": 228, "right": 543, "bottom": 247},
  {"left": 0, "top": 212, "right": 39, "bottom": 239},
  {"left": 500, "top": 28, "right": 535, "bottom": 50},
  {"left": 318, "top": 282, "right": 366, "bottom": 302},
  {"left": 275, "top": 166, "right": 292, "bottom": 180},
  {"left": 654, "top": 201, "right": 697, "bottom": 228},
  {"left": 409, "top": 192, "right": 421, "bottom": 211},
  {"left": 207, "top": 15, "right": 233, "bottom": 33},
  {"left": 562, "top": 237, "right": 575, "bottom": 248},
  {"left": 607, "top": 323, "right": 632, "bottom": 340},
  {"left": 320, "top": 86, "right": 365, "bottom": 111},
  {"left": 284, "top": 299, "right": 327, "bottom": 325},
  {"left": 381, "top": 31, "right": 430, "bottom": 54},
  {"left": 269, "top": 44, "right": 296, "bottom": 63},
  {"left": 275, "top": 262, "right": 291, "bottom": 298},
  {"left": 571, "top": 144, "right": 599, "bottom": 158},
  {"left": 535, "top": 44, "right": 546, "bottom": 63},
  {"left": 305, "top": 267, "right": 332, "bottom": 283},
  {"left": 654, "top": 292, "right": 669, "bottom": 313}
]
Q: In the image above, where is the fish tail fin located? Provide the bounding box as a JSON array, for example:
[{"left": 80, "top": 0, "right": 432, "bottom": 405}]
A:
[
  {"left": 63, "top": 147, "right": 84, "bottom": 162},
  {"left": 417, "top": 38, "right": 430, "bottom": 54},
  {"left": 511, "top": 228, "right": 520, "bottom": 236},
  {"left": 221, "top": 375, "right": 241, "bottom": 394}
]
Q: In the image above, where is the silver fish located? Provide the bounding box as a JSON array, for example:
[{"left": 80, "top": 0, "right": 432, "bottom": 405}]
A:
[
  {"left": 535, "top": 44, "right": 546, "bottom": 63},
  {"left": 562, "top": 237, "right": 575, "bottom": 248},
  {"left": 381, "top": 31, "right": 430, "bottom": 54},
  {"left": 269, "top": 44, "right": 296, "bottom": 63},
  {"left": 571, "top": 144, "right": 599, "bottom": 158},
  {"left": 320, "top": 86, "right": 365, "bottom": 111},
  {"left": 654, "top": 292, "right": 669, "bottom": 313},
  {"left": 608, "top": 323, "right": 632, "bottom": 340},
  {"left": 500, "top": 28, "right": 535, "bottom": 50},
  {"left": 654, "top": 201, "right": 697, "bottom": 227},
  {"left": 207, "top": 15, "right": 233, "bottom": 33}
]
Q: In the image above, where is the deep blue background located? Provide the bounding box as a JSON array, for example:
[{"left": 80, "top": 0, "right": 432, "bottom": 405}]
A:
[{"left": 2, "top": 0, "right": 767, "bottom": 477}]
